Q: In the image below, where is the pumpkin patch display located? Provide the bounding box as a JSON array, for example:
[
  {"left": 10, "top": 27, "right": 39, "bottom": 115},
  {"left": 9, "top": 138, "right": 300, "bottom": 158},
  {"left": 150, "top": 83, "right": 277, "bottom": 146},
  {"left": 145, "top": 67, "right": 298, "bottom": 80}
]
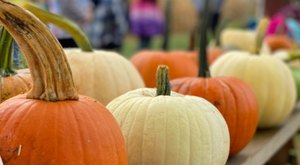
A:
[
  {"left": 14, "top": 2, "right": 145, "bottom": 105},
  {"left": 107, "top": 65, "right": 230, "bottom": 165},
  {"left": 171, "top": 2, "right": 259, "bottom": 156},
  {"left": 0, "top": 2, "right": 127, "bottom": 164},
  {"left": 0, "top": 27, "right": 31, "bottom": 103}
]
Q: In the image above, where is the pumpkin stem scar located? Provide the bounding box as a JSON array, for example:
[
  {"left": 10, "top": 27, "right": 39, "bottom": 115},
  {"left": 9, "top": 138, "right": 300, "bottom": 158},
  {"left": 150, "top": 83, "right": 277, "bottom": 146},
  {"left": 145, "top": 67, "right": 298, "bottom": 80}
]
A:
[
  {"left": 156, "top": 65, "right": 171, "bottom": 96},
  {"left": 0, "top": 1, "right": 79, "bottom": 101},
  {"left": 18, "top": 2, "right": 93, "bottom": 52}
]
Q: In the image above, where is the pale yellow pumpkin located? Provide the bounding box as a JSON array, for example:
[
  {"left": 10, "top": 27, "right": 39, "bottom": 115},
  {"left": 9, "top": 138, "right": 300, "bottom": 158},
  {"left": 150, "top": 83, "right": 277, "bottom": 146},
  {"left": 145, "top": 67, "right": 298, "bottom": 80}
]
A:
[
  {"left": 65, "top": 49, "right": 145, "bottom": 105},
  {"left": 221, "top": 29, "right": 257, "bottom": 52},
  {"left": 107, "top": 88, "right": 230, "bottom": 165},
  {"left": 211, "top": 51, "right": 297, "bottom": 128}
]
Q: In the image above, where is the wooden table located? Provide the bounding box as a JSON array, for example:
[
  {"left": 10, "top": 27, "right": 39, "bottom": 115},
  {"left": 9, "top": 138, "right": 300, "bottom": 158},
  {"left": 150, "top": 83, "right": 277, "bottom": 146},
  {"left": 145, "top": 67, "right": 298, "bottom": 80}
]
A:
[{"left": 227, "top": 105, "right": 300, "bottom": 165}]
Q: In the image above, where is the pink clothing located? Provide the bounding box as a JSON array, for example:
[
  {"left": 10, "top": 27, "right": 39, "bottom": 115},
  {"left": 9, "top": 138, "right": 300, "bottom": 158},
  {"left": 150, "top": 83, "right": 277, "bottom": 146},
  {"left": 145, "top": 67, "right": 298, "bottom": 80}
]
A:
[{"left": 266, "top": 14, "right": 289, "bottom": 36}]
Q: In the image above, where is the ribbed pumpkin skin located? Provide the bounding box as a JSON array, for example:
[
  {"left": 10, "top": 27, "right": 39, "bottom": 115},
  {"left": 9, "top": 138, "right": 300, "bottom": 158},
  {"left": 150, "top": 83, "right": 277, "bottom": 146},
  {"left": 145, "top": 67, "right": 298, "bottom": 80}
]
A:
[
  {"left": 107, "top": 88, "right": 230, "bottom": 165},
  {"left": 211, "top": 51, "right": 297, "bottom": 128},
  {"left": 170, "top": 77, "right": 259, "bottom": 155},
  {"left": 65, "top": 49, "right": 145, "bottom": 105},
  {"left": 0, "top": 94, "right": 127, "bottom": 165},
  {"left": 130, "top": 51, "right": 198, "bottom": 87},
  {"left": 0, "top": 71, "right": 31, "bottom": 103}
]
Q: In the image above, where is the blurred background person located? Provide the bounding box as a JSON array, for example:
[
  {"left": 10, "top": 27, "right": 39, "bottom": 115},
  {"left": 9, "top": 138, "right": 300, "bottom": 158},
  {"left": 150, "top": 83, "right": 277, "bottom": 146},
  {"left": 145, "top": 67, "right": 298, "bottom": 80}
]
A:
[
  {"left": 47, "top": 0, "right": 94, "bottom": 48},
  {"left": 87, "top": 0, "right": 129, "bottom": 51},
  {"left": 129, "top": 0, "right": 165, "bottom": 50},
  {"left": 192, "top": 0, "right": 224, "bottom": 37}
]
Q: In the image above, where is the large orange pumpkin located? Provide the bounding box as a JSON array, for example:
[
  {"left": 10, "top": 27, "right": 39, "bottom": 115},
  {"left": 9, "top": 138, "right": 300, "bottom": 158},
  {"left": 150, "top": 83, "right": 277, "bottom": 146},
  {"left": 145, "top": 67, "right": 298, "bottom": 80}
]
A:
[
  {"left": 170, "top": 4, "right": 259, "bottom": 156},
  {"left": 0, "top": 27, "right": 31, "bottom": 103},
  {"left": 0, "top": 2, "right": 127, "bottom": 164}
]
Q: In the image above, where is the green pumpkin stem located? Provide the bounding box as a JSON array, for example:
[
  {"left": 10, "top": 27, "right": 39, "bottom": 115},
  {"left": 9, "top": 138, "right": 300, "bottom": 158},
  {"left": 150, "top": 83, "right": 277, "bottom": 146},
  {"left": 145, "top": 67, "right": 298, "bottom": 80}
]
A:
[
  {"left": 0, "top": 1, "right": 78, "bottom": 101},
  {"left": 19, "top": 2, "right": 93, "bottom": 52},
  {"left": 156, "top": 65, "right": 171, "bottom": 96},
  {"left": 162, "top": 0, "right": 171, "bottom": 51},
  {"left": 0, "top": 26, "right": 16, "bottom": 77},
  {"left": 285, "top": 50, "right": 300, "bottom": 62},
  {"left": 255, "top": 18, "right": 269, "bottom": 54},
  {"left": 198, "top": 0, "right": 210, "bottom": 77}
]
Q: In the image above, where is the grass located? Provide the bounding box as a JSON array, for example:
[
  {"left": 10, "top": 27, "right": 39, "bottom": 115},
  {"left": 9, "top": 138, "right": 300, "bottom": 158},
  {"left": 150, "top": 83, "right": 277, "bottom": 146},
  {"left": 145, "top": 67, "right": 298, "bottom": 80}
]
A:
[{"left": 120, "top": 33, "right": 191, "bottom": 59}]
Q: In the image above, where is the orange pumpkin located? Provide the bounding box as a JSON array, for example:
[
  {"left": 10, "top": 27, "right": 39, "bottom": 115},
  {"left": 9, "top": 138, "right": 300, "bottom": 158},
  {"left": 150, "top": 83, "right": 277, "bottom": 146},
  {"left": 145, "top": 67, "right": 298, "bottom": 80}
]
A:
[
  {"left": 131, "top": 50, "right": 198, "bottom": 87},
  {"left": 265, "top": 34, "right": 294, "bottom": 52},
  {"left": 0, "top": 2, "right": 127, "bottom": 164},
  {"left": 171, "top": 4, "right": 259, "bottom": 156},
  {"left": 171, "top": 77, "right": 259, "bottom": 155}
]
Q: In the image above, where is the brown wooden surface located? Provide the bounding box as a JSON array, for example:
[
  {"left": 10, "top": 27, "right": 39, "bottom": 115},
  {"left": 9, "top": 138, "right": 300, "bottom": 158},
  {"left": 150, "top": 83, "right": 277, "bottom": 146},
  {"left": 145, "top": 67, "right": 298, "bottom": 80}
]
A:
[{"left": 227, "top": 105, "right": 300, "bottom": 165}]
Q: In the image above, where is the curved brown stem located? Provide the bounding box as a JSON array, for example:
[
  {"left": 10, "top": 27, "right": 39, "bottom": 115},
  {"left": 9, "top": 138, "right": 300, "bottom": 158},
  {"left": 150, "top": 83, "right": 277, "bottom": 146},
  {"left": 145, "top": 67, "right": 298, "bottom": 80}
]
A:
[{"left": 0, "top": 1, "right": 78, "bottom": 101}]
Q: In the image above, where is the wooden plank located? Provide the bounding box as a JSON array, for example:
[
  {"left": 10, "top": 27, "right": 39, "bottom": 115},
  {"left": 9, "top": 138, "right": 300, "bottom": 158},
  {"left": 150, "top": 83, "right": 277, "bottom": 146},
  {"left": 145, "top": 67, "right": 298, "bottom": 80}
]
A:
[{"left": 227, "top": 105, "right": 300, "bottom": 165}]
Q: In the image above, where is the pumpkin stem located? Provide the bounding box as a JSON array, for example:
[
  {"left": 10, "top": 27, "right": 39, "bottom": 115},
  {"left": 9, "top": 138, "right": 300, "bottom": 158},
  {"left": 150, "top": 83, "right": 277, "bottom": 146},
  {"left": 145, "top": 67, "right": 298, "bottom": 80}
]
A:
[
  {"left": 285, "top": 50, "right": 300, "bottom": 62},
  {"left": 255, "top": 18, "right": 269, "bottom": 54},
  {"left": 0, "top": 1, "right": 78, "bottom": 101},
  {"left": 156, "top": 65, "right": 171, "bottom": 96},
  {"left": 215, "top": 19, "right": 228, "bottom": 47},
  {"left": 0, "top": 26, "right": 16, "bottom": 77},
  {"left": 161, "top": 0, "right": 171, "bottom": 51},
  {"left": 198, "top": 0, "right": 210, "bottom": 77},
  {"left": 18, "top": 2, "right": 93, "bottom": 52},
  {"left": 188, "top": 27, "right": 197, "bottom": 51}
]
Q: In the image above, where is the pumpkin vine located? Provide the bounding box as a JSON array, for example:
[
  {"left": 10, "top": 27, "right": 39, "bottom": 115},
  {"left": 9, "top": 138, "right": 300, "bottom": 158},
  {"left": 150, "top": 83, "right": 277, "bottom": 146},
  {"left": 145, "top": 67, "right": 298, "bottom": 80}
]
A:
[
  {"left": 0, "top": 27, "right": 15, "bottom": 77},
  {"left": 19, "top": 2, "right": 93, "bottom": 52}
]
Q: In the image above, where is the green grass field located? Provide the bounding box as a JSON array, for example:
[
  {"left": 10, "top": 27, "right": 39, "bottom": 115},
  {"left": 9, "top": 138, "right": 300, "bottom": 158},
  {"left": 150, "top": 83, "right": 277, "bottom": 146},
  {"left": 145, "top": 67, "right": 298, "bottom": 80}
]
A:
[{"left": 120, "top": 33, "right": 191, "bottom": 59}]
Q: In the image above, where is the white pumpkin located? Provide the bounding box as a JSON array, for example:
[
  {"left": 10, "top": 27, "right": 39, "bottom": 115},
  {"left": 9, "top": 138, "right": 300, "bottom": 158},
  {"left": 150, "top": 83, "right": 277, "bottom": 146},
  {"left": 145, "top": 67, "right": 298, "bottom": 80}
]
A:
[
  {"left": 65, "top": 49, "right": 145, "bottom": 105},
  {"left": 107, "top": 88, "right": 230, "bottom": 165}
]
